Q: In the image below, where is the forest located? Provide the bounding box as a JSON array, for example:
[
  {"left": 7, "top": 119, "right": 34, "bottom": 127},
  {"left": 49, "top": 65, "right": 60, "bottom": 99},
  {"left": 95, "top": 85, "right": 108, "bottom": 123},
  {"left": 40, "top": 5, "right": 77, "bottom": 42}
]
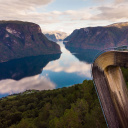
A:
[
  {"left": 0, "top": 67, "right": 128, "bottom": 128},
  {"left": 0, "top": 80, "right": 107, "bottom": 128}
]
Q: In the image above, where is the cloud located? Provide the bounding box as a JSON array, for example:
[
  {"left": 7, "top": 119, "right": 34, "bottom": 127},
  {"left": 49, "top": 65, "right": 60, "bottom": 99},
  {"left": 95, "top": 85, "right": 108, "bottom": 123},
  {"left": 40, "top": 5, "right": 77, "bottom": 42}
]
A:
[
  {"left": 81, "top": 0, "right": 128, "bottom": 22},
  {"left": 0, "top": 0, "right": 58, "bottom": 25},
  {"left": 0, "top": 0, "right": 92, "bottom": 26},
  {"left": 92, "top": 0, "right": 126, "bottom": 3},
  {"left": 114, "top": 0, "right": 126, "bottom": 4},
  {"left": 0, "top": 0, "right": 127, "bottom": 33},
  {"left": 0, "top": 0, "right": 54, "bottom": 10},
  {"left": 64, "top": 0, "right": 128, "bottom": 23},
  {"left": 92, "top": 3, "right": 128, "bottom": 22},
  {"left": 40, "top": 1, "right": 128, "bottom": 32},
  {"left": 0, "top": 75, "right": 56, "bottom": 94},
  {"left": 64, "top": 9, "right": 92, "bottom": 20}
]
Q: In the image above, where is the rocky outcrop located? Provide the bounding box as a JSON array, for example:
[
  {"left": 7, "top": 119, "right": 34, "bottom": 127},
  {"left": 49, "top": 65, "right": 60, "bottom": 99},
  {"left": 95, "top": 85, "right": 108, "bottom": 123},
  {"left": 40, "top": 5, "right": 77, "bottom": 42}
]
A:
[
  {"left": 44, "top": 31, "right": 67, "bottom": 42},
  {"left": 0, "top": 21, "right": 61, "bottom": 62},
  {"left": 64, "top": 22, "right": 128, "bottom": 50}
]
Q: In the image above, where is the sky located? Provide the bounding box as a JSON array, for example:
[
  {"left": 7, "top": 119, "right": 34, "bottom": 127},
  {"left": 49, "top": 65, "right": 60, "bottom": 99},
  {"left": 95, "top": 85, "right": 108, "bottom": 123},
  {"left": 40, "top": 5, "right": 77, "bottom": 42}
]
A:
[{"left": 0, "top": 0, "right": 128, "bottom": 34}]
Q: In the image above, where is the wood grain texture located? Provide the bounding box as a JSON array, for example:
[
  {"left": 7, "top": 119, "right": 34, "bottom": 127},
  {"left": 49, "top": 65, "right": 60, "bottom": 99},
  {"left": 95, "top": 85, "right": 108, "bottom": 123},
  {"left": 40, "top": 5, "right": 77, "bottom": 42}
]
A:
[{"left": 92, "top": 51, "right": 128, "bottom": 128}]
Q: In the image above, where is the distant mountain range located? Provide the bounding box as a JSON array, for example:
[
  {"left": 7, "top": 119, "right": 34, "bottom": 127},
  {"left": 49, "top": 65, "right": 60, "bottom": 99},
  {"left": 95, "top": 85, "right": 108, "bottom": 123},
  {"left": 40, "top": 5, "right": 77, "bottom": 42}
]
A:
[
  {"left": 0, "top": 21, "right": 61, "bottom": 62},
  {"left": 44, "top": 31, "right": 67, "bottom": 42},
  {"left": 64, "top": 22, "right": 128, "bottom": 50}
]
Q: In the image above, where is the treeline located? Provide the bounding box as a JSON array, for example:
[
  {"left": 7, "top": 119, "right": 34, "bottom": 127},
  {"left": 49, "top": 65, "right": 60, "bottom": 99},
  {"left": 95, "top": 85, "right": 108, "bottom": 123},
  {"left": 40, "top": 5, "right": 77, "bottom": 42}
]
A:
[{"left": 0, "top": 80, "right": 107, "bottom": 128}]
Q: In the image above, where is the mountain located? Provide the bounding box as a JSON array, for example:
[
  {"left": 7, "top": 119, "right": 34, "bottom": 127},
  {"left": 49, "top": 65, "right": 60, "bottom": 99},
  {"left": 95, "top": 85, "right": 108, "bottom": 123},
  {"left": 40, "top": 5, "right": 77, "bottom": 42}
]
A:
[
  {"left": 107, "top": 22, "right": 128, "bottom": 29},
  {"left": 0, "top": 21, "right": 61, "bottom": 63},
  {"left": 44, "top": 31, "right": 67, "bottom": 42},
  {"left": 0, "top": 54, "right": 60, "bottom": 80},
  {"left": 64, "top": 22, "right": 128, "bottom": 50}
]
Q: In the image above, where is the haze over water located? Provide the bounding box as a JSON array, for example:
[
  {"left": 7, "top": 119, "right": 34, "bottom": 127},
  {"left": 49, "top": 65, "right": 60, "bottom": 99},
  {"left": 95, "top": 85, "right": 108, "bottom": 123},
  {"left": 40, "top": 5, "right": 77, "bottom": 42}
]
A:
[{"left": 0, "top": 41, "right": 99, "bottom": 98}]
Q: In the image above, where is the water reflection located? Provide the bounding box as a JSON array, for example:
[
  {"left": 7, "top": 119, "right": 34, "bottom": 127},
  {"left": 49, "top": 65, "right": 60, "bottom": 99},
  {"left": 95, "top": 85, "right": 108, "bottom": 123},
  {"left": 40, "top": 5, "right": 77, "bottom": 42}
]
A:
[
  {"left": 65, "top": 46, "right": 100, "bottom": 64},
  {"left": 41, "top": 42, "right": 98, "bottom": 88},
  {"left": 44, "top": 58, "right": 91, "bottom": 78},
  {"left": 0, "top": 41, "right": 99, "bottom": 98},
  {"left": 0, "top": 54, "right": 61, "bottom": 80},
  {"left": 0, "top": 75, "right": 56, "bottom": 98},
  {"left": 0, "top": 54, "right": 60, "bottom": 98}
]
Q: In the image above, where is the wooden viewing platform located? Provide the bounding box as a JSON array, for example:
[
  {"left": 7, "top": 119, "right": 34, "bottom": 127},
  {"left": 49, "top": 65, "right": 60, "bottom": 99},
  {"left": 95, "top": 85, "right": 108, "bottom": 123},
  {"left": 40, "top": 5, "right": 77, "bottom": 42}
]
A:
[{"left": 92, "top": 51, "right": 128, "bottom": 128}]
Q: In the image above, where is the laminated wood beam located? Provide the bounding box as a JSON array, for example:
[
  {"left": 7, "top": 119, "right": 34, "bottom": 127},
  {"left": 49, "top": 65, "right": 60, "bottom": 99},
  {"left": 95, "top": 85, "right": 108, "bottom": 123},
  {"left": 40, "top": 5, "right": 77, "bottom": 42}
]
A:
[{"left": 92, "top": 51, "right": 128, "bottom": 128}]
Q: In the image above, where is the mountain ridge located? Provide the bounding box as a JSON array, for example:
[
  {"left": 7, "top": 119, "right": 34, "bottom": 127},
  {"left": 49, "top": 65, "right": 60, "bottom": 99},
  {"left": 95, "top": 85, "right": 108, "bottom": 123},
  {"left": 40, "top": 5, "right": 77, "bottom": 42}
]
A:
[
  {"left": 44, "top": 31, "right": 67, "bottom": 42},
  {"left": 64, "top": 22, "right": 128, "bottom": 50},
  {"left": 0, "top": 21, "right": 61, "bottom": 62}
]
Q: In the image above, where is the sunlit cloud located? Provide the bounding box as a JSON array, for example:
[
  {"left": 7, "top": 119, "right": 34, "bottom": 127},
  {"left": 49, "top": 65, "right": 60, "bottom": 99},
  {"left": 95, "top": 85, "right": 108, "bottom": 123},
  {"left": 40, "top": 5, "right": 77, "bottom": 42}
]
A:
[
  {"left": 0, "top": 75, "right": 56, "bottom": 94},
  {"left": 92, "top": 3, "right": 128, "bottom": 22},
  {"left": 0, "top": 0, "right": 56, "bottom": 25}
]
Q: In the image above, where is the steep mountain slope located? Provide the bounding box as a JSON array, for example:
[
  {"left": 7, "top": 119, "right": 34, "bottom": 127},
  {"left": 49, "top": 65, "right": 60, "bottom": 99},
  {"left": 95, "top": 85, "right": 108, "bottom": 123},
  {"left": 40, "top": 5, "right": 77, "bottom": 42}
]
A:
[
  {"left": 64, "top": 22, "right": 128, "bottom": 50},
  {"left": 0, "top": 21, "right": 61, "bottom": 62},
  {"left": 44, "top": 31, "right": 67, "bottom": 42}
]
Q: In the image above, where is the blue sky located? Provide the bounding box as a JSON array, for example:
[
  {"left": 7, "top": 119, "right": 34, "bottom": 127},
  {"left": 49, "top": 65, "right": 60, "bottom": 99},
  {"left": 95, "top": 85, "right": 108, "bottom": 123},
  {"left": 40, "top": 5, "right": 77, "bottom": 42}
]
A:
[
  {"left": 0, "top": 0, "right": 127, "bottom": 33},
  {"left": 44, "top": 0, "right": 94, "bottom": 12}
]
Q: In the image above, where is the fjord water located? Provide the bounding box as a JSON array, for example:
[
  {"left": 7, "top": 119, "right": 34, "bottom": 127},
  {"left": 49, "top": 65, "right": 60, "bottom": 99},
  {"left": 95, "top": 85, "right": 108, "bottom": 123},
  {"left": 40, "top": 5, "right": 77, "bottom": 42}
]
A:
[{"left": 0, "top": 41, "right": 99, "bottom": 98}]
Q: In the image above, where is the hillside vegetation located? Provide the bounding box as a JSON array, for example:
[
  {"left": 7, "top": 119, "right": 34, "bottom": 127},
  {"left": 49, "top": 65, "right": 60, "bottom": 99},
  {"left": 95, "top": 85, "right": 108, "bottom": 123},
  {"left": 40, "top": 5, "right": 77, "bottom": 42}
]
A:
[{"left": 0, "top": 80, "right": 106, "bottom": 128}]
